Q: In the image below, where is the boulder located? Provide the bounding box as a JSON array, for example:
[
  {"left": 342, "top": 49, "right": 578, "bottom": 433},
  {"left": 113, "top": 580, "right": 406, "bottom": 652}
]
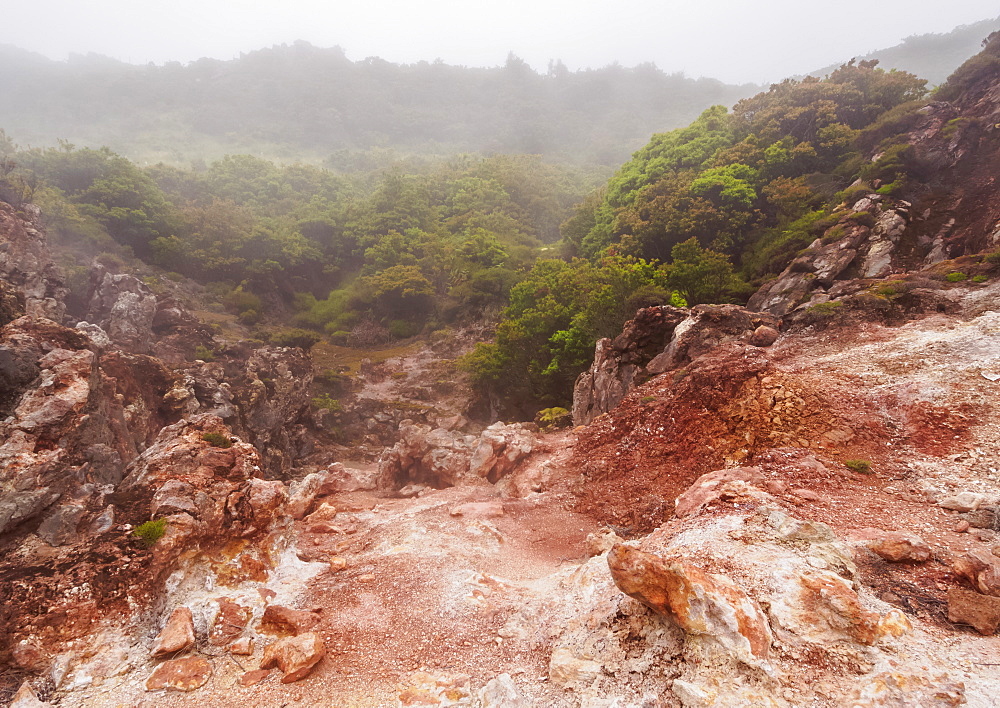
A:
[
  {"left": 151, "top": 607, "right": 196, "bottom": 658},
  {"left": 145, "top": 656, "right": 212, "bottom": 692},
  {"left": 85, "top": 269, "right": 158, "bottom": 353},
  {"left": 939, "top": 492, "right": 985, "bottom": 512},
  {"left": 951, "top": 549, "right": 1000, "bottom": 596},
  {"left": 607, "top": 544, "right": 773, "bottom": 669},
  {"left": 210, "top": 598, "right": 250, "bottom": 646},
  {"left": 260, "top": 632, "right": 325, "bottom": 683},
  {"left": 673, "top": 467, "right": 764, "bottom": 517}
]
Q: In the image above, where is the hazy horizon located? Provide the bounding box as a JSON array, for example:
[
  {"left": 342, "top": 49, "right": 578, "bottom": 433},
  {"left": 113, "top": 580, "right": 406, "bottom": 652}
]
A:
[{"left": 2, "top": 1, "right": 998, "bottom": 85}]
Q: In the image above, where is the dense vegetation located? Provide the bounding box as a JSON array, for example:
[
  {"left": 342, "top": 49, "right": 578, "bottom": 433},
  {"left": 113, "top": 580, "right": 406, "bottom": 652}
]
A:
[
  {"left": 460, "top": 59, "right": 936, "bottom": 411},
  {"left": 0, "top": 43, "right": 756, "bottom": 167}
]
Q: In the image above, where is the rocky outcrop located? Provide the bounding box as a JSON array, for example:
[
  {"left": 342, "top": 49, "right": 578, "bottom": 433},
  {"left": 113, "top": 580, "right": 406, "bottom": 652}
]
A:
[
  {"left": 83, "top": 268, "right": 158, "bottom": 353},
  {"left": 0, "top": 202, "right": 68, "bottom": 323},
  {"left": 573, "top": 304, "right": 780, "bottom": 426},
  {"left": 377, "top": 421, "right": 535, "bottom": 488}
]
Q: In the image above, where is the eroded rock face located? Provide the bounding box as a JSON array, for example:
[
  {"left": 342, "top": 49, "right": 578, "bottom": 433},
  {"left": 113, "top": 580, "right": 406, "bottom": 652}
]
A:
[
  {"left": 572, "top": 305, "right": 778, "bottom": 425},
  {"left": 0, "top": 203, "right": 67, "bottom": 323},
  {"left": 377, "top": 421, "right": 535, "bottom": 488},
  {"left": 85, "top": 269, "right": 158, "bottom": 353}
]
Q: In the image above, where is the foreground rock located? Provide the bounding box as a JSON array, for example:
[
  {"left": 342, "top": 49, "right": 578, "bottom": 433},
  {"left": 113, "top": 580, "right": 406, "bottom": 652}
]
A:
[
  {"left": 948, "top": 587, "right": 1000, "bottom": 635},
  {"left": 260, "top": 632, "right": 325, "bottom": 683},
  {"left": 145, "top": 656, "right": 213, "bottom": 692},
  {"left": 151, "top": 607, "right": 195, "bottom": 657}
]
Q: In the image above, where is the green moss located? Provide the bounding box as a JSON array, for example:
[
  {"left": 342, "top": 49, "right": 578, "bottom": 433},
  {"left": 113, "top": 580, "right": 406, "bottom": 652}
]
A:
[
  {"left": 805, "top": 301, "right": 844, "bottom": 316},
  {"left": 194, "top": 345, "right": 215, "bottom": 361},
  {"left": 133, "top": 518, "right": 168, "bottom": 547},
  {"left": 972, "top": 274, "right": 988, "bottom": 283},
  {"left": 201, "top": 431, "right": 232, "bottom": 448},
  {"left": 844, "top": 459, "right": 872, "bottom": 475},
  {"left": 945, "top": 272, "right": 967, "bottom": 282},
  {"left": 311, "top": 394, "right": 342, "bottom": 411}
]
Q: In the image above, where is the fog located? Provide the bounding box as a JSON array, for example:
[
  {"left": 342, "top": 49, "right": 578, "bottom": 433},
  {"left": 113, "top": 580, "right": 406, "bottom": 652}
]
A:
[{"left": 2, "top": 0, "right": 997, "bottom": 84}]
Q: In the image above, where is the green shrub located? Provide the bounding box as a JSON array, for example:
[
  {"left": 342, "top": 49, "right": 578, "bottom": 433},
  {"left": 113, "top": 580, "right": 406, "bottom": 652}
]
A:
[
  {"left": 535, "top": 406, "right": 571, "bottom": 430},
  {"left": 945, "top": 272, "right": 967, "bottom": 282},
  {"left": 201, "top": 431, "right": 232, "bottom": 448},
  {"left": 194, "top": 345, "right": 215, "bottom": 361},
  {"left": 972, "top": 274, "right": 988, "bottom": 283},
  {"left": 133, "top": 518, "right": 168, "bottom": 547},
  {"left": 312, "top": 394, "right": 342, "bottom": 411},
  {"left": 388, "top": 319, "right": 422, "bottom": 339},
  {"left": 267, "top": 328, "right": 322, "bottom": 350},
  {"left": 328, "top": 330, "right": 351, "bottom": 346},
  {"left": 983, "top": 250, "right": 1000, "bottom": 265},
  {"left": 238, "top": 308, "right": 260, "bottom": 325},
  {"left": 844, "top": 459, "right": 872, "bottom": 474}
]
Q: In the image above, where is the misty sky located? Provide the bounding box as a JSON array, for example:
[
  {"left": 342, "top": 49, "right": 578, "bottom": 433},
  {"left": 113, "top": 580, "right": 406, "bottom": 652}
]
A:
[{"left": 3, "top": 0, "right": 998, "bottom": 84}]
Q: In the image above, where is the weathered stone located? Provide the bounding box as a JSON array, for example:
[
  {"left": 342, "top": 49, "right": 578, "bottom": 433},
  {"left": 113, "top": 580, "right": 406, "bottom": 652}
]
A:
[
  {"left": 398, "top": 672, "right": 472, "bottom": 706},
  {"left": 478, "top": 673, "right": 527, "bottom": 707},
  {"left": 230, "top": 636, "right": 254, "bottom": 655},
  {"left": 287, "top": 472, "right": 324, "bottom": 520},
  {"left": 328, "top": 557, "right": 348, "bottom": 572},
  {"left": 748, "top": 325, "right": 779, "bottom": 347},
  {"left": 674, "top": 467, "right": 764, "bottom": 517},
  {"left": 85, "top": 270, "right": 158, "bottom": 353},
  {"left": 151, "top": 607, "right": 196, "bottom": 658},
  {"left": 240, "top": 668, "right": 270, "bottom": 686},
  {"left": 210, "top": 598, "right": 250, "bottom": 646},
  {"left": 769, "top": 566, "right": 881, "bottom": 645},
  {"left": 672, "top": 679, "right": 716, "bottom": 708},
  {"left": 12, "top": 638, "right": 47, "bottom": 672},
  {"left": 585, "top": 528, "right": 624, "bottom": 557},
  {"left": 145, "top": 656, "right": 212, "bottom": 692},
  {"left": 951, "top": 549, "right": 1000, "bottom": 596},
  {"left": 961, "top": 507, "right": 997, "bottom": 529},
  {"left": 261, "top": 605, "right": 321, "bottom": 635},
  {"left": 607, "top": 544, "right": 772, "bottom": 669},
  {"left": 317, "top": 462, "right": 378, "bottom": 493},
  {"left": 260, "top": 632, "right": 325, "bottom": 683},
  {"left": 868, "top": 532, "right": 932, "bottom": 562},
  {"left": 548, "top": 646, "right": 601, "bottom": 688},
  {"left": 939, "top": 491, "right": 984, "bottom": 512},
  {"left": 948, "top": 587, "right": 1000, "bottom": 635}
]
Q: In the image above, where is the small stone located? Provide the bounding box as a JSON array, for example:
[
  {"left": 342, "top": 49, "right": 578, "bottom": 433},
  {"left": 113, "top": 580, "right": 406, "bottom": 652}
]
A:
[
  {"left": 955, "top": 520, "right": 971, "bottom": 533},
  {"left": 210, "top": 598, "right": 250, "bottom": 646},
  {"left": 764, "top": 480, "right": 788, "bottom": 495},
  {"left": 951, "top": 549, "right": 1000, "bottom": 596},
  {"left": 230, "top": 637, "right": 254, "bottom": 655},
  {"left": 962, "top": 507, "right": 997, "bottom": 529},
  {"left": 145, "top": 656, "right": 212, "bottom": 692},
  {"left": 240, "top": 668, "right": 271, "bottom": 687},
  {"left": 672, "top": 679, "right": 715, "bottom": 707},
  {"left": 548, "top": 647, "right": 601, "bottom": 688},
  {"left": 947, "top": 587, "right": 1000, "bottom": 635},
  {"left": 478, "top": 673, "right": 527, "bottom": 707},
  {"left": 585, "top": 528, "right": 624, "bottom": 557},
  {"left": 328, "top": 557, "right": 348, "bottom": 572},
  {"left": 790, "top": 488, "right": 822, "bottom": 502},
  {"left": 876, "top": 609, "right": 912, "bottom": 639},
  {"left": 260, "top": 605, "right": 321, "bottom": 636},
  {"left": 12, "top": 639, "right": 47, "bottom": 672},
  {"left": 357, "top": 573, "right": 376, "bottom": 582},
  {"left": 748, "top": 325, "right": 780, "bottom": 347},
  {"left": 868, "top": 532, "right": 932, "bottom": 562},
  {"left": 151, "top": 607, "right": 196, "bottom": 658},
  {"left": 260, "top": 632, "right": 325, "bottom": 683},
  {"left": 939, "top": 492, "right": 985, "bottom": 513}
]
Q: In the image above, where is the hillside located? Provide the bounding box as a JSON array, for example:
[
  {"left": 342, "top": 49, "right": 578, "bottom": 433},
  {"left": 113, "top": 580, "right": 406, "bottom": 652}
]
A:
[{"left": 0, "top": 43, "right": 756, "bottom": 167}]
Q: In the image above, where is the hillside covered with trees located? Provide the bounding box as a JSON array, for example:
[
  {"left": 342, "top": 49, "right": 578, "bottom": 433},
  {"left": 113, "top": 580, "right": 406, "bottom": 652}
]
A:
[{"left": 0, "top": 43, "right": 756, "bottom": 167}]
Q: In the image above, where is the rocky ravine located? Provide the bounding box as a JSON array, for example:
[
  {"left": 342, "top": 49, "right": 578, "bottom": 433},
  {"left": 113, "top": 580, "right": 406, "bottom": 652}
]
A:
[{"left": 4, "top": 64, "right": 1000, "bottom": 705}]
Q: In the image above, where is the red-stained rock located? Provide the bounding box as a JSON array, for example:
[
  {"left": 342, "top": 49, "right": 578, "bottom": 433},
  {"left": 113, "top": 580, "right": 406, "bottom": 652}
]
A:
[
  {"left": 948, "top": 587, "right": 1000, "bottom": 635},
  {"left": 260, "top": 632, "right": 325, "bottom": 683},
  {"left": 748, "top": 325, "right": 780, "bottom": 347},
  {"left": 151, "top": 607, "right": 195, "bottom": 658},
  {"left": 673, "top": 467, "right": 765, "bottom": 517},
  {"left": 261, "top": 605, "right": 321, "bottom": 635},
  {"left": 240, "top": 668, "right": 271, "bottom": 686},
  {"left": 145, "top": 656, "right": 212, "bottom": 692},
  {"left": 210, "top": 598, "right": 250, "bottom": 646},
  {"left": 607, "top": 544, "right": 772, "bottom": 669},
  {"left": 771, "top": 569, "right": 882, "bottom": 645},
  {"left": 868, "top": 532, "right": 932, "bottom": 562},
  {"left": 10, "top": 681, "right": 50, "bottom": 708},
  {"left": 951, "top": 549, "right": 1000, "bottom": 597},
  {"left": 230, "top": 636, "right": 254, "bottom": 655}
]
